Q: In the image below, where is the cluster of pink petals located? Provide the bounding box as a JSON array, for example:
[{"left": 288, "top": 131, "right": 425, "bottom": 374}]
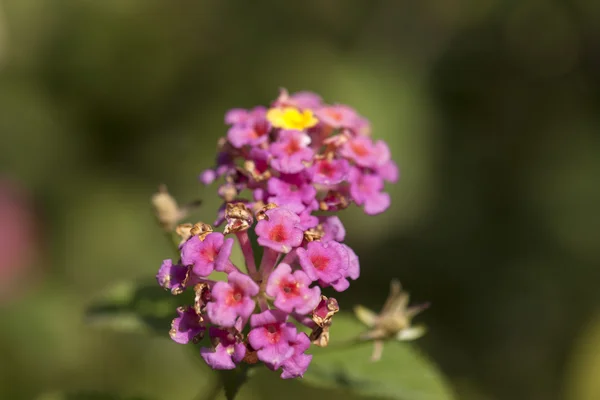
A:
[
  {"left": 156, "top": 90, "right": 398, "bottom": 379},
  {"left": 200, "top": 89, "right": 398, "bottom": 218}
]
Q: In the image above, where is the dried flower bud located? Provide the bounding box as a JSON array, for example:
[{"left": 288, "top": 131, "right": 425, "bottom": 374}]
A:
[
  {"left": 223, "top": 202, "right": 254, "bottom": 234},
  {"left": 309, "top": 296, "right": 339, "bottom": 347},
  {"left": 190, "top": 222, "right": 214, "bottom": 241},
  {"left": 175, "top": 223, "right": 194, "bottom": 244},
  {"left": 152, "top": 185, "right": 182, "bottom": 231},
  {"left": 193, "top": 283, "right": 212, "bottom": 315},
  {"left": 309, "top": 326, "right": 330, "bottom": 347},
  {"left": 319, "top": 190, "right": 349, "bottom": 211},
  {"left": 303, "top": 224, "right": 325, "bottom": 242},
  {"left": 255, "top": 202, "right": 278, "bottom": 221}
]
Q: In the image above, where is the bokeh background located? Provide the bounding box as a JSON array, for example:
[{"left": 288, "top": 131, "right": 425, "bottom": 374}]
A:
[{"left": 1, "top": 1, "right": 600, "bottom": 399}]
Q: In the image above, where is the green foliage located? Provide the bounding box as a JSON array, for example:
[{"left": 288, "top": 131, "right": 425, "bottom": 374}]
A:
[
  {"left": 305, "top": 314, "right": 454, "bottom": 400},
  {"left": 86, "top": 281, "right": 454, "bottom": 400},
  {"left": 85, "top": 279, "right": 191, "bottom": 336}
]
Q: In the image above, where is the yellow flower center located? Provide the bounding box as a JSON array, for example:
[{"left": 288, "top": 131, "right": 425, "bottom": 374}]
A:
[{"left": 266, "top": 107, "right": 319, "bottom": 130}]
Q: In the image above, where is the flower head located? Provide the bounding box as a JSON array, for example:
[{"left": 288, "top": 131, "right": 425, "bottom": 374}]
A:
[{"left": 155, "top": 89, "right": 401, "bottom": 379}]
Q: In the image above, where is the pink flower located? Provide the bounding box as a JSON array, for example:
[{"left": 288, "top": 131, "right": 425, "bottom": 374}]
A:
[
  {"left": 169, "top": 306, "right": 205, "bottom": 344},
  {"left": 273, "top": 89, "right": 323, "bottom": 109},
  {"left": 201, "top": 327, "right": 246, "bottom": 370},
  {"left": 156, "top": 259, "right": 188, "bottom": 294},
  {"left": 255, "top": 207, "right": 304, "bottom": 253},
  {"left": 267, "top": 175, "right": 316, "bottom": 213},
  {"left": 248, "top": 310, "right": 297, "bottom": 369},
  {"left": 180, "top": 233, "right": 232, "bottom": 276},
  {"left": 297, "top": 240, "right": 356, "bottom": 292},
  {"left": 310, "top": 158, "right": 349, "bottom": 186},
  {"left": 340, "top": 136, "right": 377, "bottom": 168},
  {"left": 270, "top": 130, "right": 314, "bottom": 174},
  {"left": 281, "top": 332, "right": 312, "bottom": 379},
  {"left": 348, "top": 167, "right": 391, "bottom": 215},
  {"left": 225, "top": 106, "right": 267, "bottom": 125},
  {"left": 266, "top": 263, "right": 321, "bottom": 314},
  {"left": 297, "top": 241, "right": 347, "bottom": 284},
  {"left": 206, "top": 271, "right": 259, "bottom": 328},
  {"left": 227, "top": 115, "right": 271, "bottom": 148},
  {"left": 319, "top": 216, "right": 346, "bottom": 242},
  {"left": 316, "top": 105, "right": 359, "bottom": 129}
]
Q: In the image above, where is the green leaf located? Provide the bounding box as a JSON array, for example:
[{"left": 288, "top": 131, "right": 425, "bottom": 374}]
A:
[
  {"left": 37, "top": 391, "right": 154, "bottom": 400},
  {"left": 304, "top": 313, "right": 455, "bottom": 400},
  {"left": 85, "top": 279, "right": 193, "bottom": 336}
]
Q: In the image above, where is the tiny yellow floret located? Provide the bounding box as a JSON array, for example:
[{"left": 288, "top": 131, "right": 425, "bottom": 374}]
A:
[{"left": 266, "top": 107, "right": 319, "bottom": 130}]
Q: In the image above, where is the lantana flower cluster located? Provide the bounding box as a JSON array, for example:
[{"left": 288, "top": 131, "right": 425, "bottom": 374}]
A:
[{"left": 156, "top": 89, "right": 397, "bottom": 379}]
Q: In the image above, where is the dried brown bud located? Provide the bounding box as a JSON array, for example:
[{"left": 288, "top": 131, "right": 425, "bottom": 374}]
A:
[
  {"left": 243, "top": 160, "right": 272, "bottom": 182},
  {"left": 152, "top": 185, "right": 202, "bottom": 232},
  {"left": 310, "top": 326, "right": 330, "bottom": 347},
  {"left": 189, "top": 222, "right": 213, "bottom": 241},
  {"left": 309, "top": 295, "right": 339, "bottom": 348},
  {"left": 193, "top": 283, "right": 212, "bottom": 315},
  {"left": 223, "top": 202, "right": 254, "bottom": 234},
  {"left": 152, "top": 185, "right": 182, "bottom": 231},
  {"left": 304, "top": 224, "right": 325, "bottom": 242},
  {"left": 255, "top": 202, "right": 278, "bottom": 221},
  {"left": 319, "top": 191, "right": 350, "bottom": 211},
  {"left": 175, "top": 223, "right": 194, "bottom": 243},
  {"left": 311, "top": 295, "right": 340, "bottom": 327}
]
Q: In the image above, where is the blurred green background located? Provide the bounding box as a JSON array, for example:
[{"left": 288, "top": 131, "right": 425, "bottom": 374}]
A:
[{"left": 1, "top": 0, "right": 600, "bottom": 399}]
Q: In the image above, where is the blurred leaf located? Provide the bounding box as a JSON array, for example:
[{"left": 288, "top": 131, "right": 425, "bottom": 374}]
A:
[
  {"left": 85, "top": 279, "right": 192, "bottom": 337},
  {"left": 304, "top": 313, "right": 454, "bottom": 400},
  {"left": 37, "top": 391, "right": 154, "bottom": 400}
]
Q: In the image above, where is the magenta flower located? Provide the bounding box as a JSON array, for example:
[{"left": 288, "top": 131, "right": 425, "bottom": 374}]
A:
[
  {"left": 248, "top": 310, "right": 297, "bottom": 369},
  {"left": 340, "top": 135, "right": 376, "bottom": 168},
  {"left": 206, "top": 271, "right": 259, "bottom": 328},
  {"left": 201, "top": 327, "right": 246, "bottom": 370},
  {"left": 310, "top": 158, "right": 349, "bottom": 186},
  {"left": 273, "top": 89, "right": 323, "bottom": 109},
  {"left": 281, "top": 332, "right": 313, "bottom": 379},
  {"left": 169, "top": 306, "right": 205, "bottom": 344},
  {"left": 227, "top": 113, "right": 271, "bottom": 149},
  {"left": 297, "top": 241, "right": 347, "bottom": 284},
  {"left": 348, "top": 167, "right": 391, "bottom": 215},
  {"left": 181, "top": 232, "right": 231, "bottom": 276},
  {"left": 266, "top": 263, "right": 321, "bottom": 314},
  {"left": 319, "top": 216, "right": 346, "bottom": 242},
  {"left": 255, "top": 207, "right": 304, "bottom": 253},
  {"left": 270, "top": 130, "right": 314, "bottom": 174},
  {"left": 267, "top": 175, "right": 316, "bottom": 213},
  {"left": 316, "top": 105, "right": 359, "bottom": 129},
  {"left": 156, "top": 259, "right": 188, "bottom": 294},
  {"left": 225, "top": 106, "right": 267, "bottom": 125}
]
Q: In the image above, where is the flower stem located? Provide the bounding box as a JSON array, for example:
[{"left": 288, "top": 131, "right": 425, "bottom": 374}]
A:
[
  {"left": 259, "top": 248, "right": 279, "bottom": 279},
  {"left": 280, "top": 249, "right": 297, "bottom": 266},
  {"left": 236, "top": 231, "right": 258, "bottom": 278}
]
